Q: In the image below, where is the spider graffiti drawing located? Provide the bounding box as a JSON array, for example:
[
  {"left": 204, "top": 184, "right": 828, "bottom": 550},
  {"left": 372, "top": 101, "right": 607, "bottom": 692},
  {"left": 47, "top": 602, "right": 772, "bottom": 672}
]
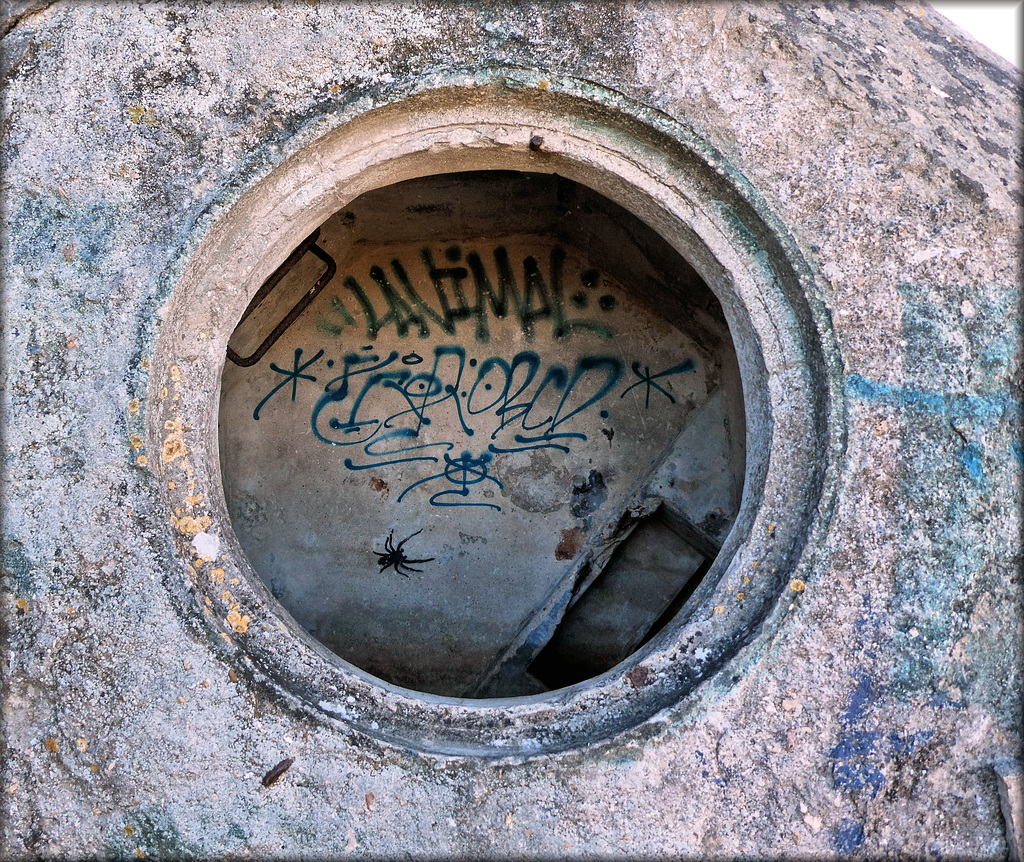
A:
[{"left": 374, "top": 529, "right": 435, "bottom": 577}]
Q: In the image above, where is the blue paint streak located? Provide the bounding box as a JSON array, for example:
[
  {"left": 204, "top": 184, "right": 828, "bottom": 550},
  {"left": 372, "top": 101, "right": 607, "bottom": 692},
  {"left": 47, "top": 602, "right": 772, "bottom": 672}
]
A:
[
  {"left": 830, "top": 671, "right": 937, "bottom": 807},
  {"left": 961, "top": 442, "right": 985, "bottom": 481},
  {"left": 832, "top": 818, "right": 865, "bottom": 853},
  {"left": 832, "top": 759, "right": 885, "bottom": 797},
  {"left": 842, "top": 671, "right": 875, "bottom": 724},
  {"left": 831, "top": 730, "right": 879, "bottom": 760},
  {"left": 887, "top": 729, "right": 933, "bottom": 756},
  {"left": 830, "top": 673, "right": 885, "bottom": 799},
  {"left": 845, "top": 374, "right": 1012, "bottom": 425}
]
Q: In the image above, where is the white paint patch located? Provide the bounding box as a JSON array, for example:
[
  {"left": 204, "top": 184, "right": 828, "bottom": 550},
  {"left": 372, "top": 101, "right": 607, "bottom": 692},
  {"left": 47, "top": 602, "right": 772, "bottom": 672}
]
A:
[
  {"left": 318, "top": 700, "right": 350, "bottom": 717},
  {"left": 192, "top": 532, "right": 220, "bottom": 560},
  {"left": 911, "top": 246, "right": 943, "bottom": 264}
]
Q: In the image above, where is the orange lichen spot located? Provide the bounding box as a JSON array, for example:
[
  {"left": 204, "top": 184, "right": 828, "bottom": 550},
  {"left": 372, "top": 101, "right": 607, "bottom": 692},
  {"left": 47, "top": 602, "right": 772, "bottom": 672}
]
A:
[
  {"left": 169, "top": 365, "right": 181, "bottom": 383},
  {"left": 161, "top": 419, "right": 188, "bottom": 463},
  {"left": 172, "top": 514, "right": 210, "bottom": 536},
  {"left": 124, "top": 824, "right": 135, "bottom": 836},
  {"left": 136, "top": 455, "right": 148, "bottom": 467},
  {"left": 135, "top": 848, "right": 146, "bottom": 859},
  {"left": 751, "top": 561, "right": 759, "bottom": 568},
  {"left": 76, "top": 737, "right": 88, "bottom": 752},
  {"left": 789, "top": 578, "right": 806, "bottom": 593},
  {"left": 538, "top": 79, "right": 550, "bottom": 90},
  {"left": 202, "top": 679, "right": 210, "bottom": 688},
  {"left": 229, "top": 577, "right": 240, "bottom": 586},
  {"left": 15, "top": 598, "right": 27, "bottom": 612},
  {"left": 167, "top": 481, "right": 176, "bottom": 490},
  {"left": 736, "top": 592, "right": 745, "bottom": 601},
  {"left": 128, "top": 398, "right": 140, "bottom": 414},
  {"left": 126, "top": 104, "right": 157, "bottom": 125},
  {"left": 713, "top": 605, "right": 725, "bottom": 615},
  {"left": 65, "top": 335, "right": 78, "bottom": 348},
  {"left": 89, "top": 764, "right": 100, "bottom": 774},
  {"left": 221, "top": 588, "right": 250, "bottom": 632},
  {"left": 742, "top": 576, "right": 751, "bottom": 584},
  {"left": 129, "top": 434, "right": 143, "bottom": 450},
  {"left": 220, "top": 632, "right": 233, "bottom": 644},
  {"left": 44, "top": 737, "right": 59, "bottom": 752},
  {"left": 210, "top": 568, "right": 225, "bottom": 584},
  {"left": 159, "top": 386, "right": 168, "bottom": 399},
  {"left": 177, "top": 696, "right": 186, "bottom": 704},
  {"left": 140, "top": 358, "right": 150, "bottom": 369}
]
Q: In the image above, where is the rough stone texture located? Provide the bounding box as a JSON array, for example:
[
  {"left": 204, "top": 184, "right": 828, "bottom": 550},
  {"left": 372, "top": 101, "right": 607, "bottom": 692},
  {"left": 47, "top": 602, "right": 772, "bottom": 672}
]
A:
[{"left": 1, "top": 2, "right": 1020, "bottom": 859}]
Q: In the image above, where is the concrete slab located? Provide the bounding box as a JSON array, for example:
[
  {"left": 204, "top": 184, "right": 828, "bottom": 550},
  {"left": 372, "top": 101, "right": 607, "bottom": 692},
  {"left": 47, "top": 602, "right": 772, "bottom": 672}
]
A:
[{"left": 1, "top": 2, "right": 1020, "bottom": 858}]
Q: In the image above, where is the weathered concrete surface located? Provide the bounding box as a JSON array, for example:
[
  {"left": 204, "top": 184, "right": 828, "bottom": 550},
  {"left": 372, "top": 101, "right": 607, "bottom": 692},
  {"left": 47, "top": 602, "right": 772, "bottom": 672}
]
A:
[{"left": 1, "top": 2, "right": 1020, "bottom": 858}]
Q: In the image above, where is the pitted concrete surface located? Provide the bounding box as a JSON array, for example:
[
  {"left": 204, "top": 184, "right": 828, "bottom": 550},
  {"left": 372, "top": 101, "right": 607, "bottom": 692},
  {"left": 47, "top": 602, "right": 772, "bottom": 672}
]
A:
[{"left": 1, "top": 2, "right": 1021, "bottom": 859}]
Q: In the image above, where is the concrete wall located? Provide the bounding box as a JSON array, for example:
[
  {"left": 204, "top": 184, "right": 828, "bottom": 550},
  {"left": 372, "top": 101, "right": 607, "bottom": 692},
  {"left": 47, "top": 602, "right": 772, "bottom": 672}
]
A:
[
  {"left": 218, "top": 171, "right": 745, "bottom": 697},
  {"left": 1, "top": 2, "right": 1021, "bottom": 858}
]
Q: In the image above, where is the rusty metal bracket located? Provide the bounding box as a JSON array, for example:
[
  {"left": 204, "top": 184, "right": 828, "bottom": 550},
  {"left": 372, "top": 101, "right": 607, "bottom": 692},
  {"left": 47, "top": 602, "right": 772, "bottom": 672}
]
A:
[{"left": 226, "top": 228, "right": 337, "bottom": 368}]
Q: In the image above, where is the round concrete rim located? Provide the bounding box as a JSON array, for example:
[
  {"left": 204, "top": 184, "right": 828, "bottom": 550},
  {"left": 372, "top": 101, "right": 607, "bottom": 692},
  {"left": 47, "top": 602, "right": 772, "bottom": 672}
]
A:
[{"left": 146, "top": 76, "right": 842, "bottom": 757}]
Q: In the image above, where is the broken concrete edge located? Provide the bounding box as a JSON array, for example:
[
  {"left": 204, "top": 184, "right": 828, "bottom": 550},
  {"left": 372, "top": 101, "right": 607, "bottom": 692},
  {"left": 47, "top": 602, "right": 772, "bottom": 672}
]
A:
[
  {"left": 995, "top": 759, "right": 1024, "bottom": 862},
  {"left": 0, "top": 0, "right": 53, "bottom": 39}
]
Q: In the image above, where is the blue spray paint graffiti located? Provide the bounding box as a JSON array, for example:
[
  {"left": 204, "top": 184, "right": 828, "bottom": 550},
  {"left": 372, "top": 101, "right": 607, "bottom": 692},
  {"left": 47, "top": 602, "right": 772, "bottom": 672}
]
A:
[
  {"left": 844, "top": 373, "right": 1012, "bottom": 424},
  {"left": 251, "top": 344, "right": 697, "bottom": 509},
  {"left": 398, "top": 450, "right": 504, "bottom": 511},
  {"left": 828, "top": 669, "right": 935, "bottom": 852}
]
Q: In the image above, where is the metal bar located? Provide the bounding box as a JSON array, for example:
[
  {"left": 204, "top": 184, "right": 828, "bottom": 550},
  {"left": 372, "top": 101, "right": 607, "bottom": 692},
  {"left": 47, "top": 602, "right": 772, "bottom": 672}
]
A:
[{"left": 226, "top": 228, "right": 337, "bottom": 368}]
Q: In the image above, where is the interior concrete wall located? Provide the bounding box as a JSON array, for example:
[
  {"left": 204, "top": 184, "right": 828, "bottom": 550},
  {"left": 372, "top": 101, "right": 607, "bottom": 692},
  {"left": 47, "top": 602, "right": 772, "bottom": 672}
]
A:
[
  {"left": 1, "top": 2, "right": 1020, "bottom": 858},
  {"left": 218, "top": 171, "right": 745, "bottom": 698}
]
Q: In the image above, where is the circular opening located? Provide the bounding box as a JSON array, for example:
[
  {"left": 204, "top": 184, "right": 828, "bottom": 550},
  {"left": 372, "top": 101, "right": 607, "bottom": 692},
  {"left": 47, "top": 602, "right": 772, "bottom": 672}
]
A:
[
  {"left": 218, "top": 170, "right": 746, "bottom": 698},
  {"left": 148, "top": 85, "right": 836, "bottom": 755}
]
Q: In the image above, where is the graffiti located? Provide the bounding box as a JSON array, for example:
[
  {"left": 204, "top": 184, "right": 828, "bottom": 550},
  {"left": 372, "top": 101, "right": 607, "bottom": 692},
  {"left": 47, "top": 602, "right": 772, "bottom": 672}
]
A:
[
  {"left": 320, "top": 245, "right": 618, "bottom": 344},
  {"left": 621, "top": 358, "right": 697, "bottom": 408},
  {"left": 249, "top": 242, "right": 697, "bottom": 510},
  {"left": 397, "top": 451, "right": 504, "bottom": 511},
  {"left": 253, "top": 347, "right": 323, "bottom": 420},
  {"left": 250, "top": 343, "right": 697, "bottom": 508}
]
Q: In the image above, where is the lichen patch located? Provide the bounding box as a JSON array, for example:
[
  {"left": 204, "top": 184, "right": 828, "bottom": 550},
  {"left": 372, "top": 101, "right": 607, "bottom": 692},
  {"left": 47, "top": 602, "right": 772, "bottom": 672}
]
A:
[{"left": 162, "top": 419, "right": 188, "bottom": 463}]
